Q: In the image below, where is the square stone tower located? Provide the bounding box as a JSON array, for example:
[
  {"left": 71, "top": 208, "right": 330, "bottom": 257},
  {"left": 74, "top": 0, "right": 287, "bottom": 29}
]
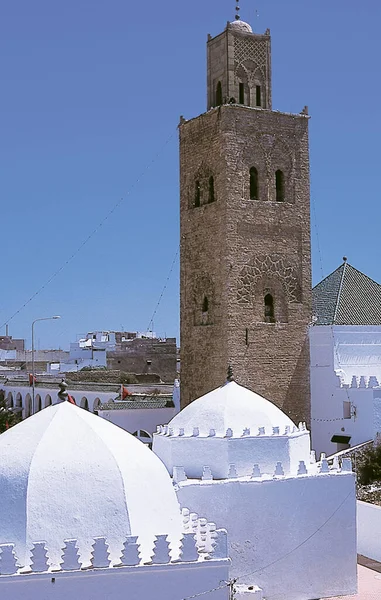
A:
[{"left": 180, "top": 19, "right": 312, "bottom": 424}]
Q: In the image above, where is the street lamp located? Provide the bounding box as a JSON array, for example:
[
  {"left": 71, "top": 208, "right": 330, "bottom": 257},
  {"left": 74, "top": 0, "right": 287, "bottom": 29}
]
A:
[{"left": 31, "top": 316, "right": 61, "bottom": 415}]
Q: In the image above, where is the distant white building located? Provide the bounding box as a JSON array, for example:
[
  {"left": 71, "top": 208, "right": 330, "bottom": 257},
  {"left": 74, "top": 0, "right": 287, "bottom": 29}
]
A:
[
  {"left": 48, "top": 330, "right": 163, "bottom": 374},
  {"left": 310, "top": 260, "right": 381, "bottom": 456}
]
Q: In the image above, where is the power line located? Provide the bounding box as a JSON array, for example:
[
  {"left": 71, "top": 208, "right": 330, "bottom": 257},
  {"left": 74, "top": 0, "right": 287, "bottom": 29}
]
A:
[
  {"left": 182, "top": 581, "right": 229, "bottom": 599},
  {"left": 0, "top": 126, "right": 178, "bottom": 331},
  {"left": 146, "top": 245, "right": 180, "bottom": 333},
  {"left": 236, "top": 488, "right": 354, "bottom": 582},
  {"left": 180, "top": 488, "right": 354, "bottom": 600}
]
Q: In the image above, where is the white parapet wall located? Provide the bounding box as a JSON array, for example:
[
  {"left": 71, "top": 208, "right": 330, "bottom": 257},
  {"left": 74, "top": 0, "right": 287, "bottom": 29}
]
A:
[
  {"left": 176, "top": 466, "right": 357, "bottom": 600},
  {"left": 154, "top": 423, "right": 310, "bottom": 479},
  {"left": 0, "top": 530, "right": 230, "bottom": 600},
  {"left": 357, "top": 500, "right": 381, "bottom": 562},
  {"left": 310, "top": 325, "right": 381, "bottom": 457}
]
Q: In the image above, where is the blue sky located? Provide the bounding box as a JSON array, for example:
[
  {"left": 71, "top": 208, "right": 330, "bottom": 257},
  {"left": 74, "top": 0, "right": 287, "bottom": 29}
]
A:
[{"left": 1, "top": 0, "right": 380, "bottom": 349}]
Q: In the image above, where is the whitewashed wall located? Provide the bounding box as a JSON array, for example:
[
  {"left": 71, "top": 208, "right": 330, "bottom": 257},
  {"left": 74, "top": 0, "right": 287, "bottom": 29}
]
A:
[
  {"left": 0, "top": 349, "right": 16, "bottom": 361},
  {"left": 2, "top": 383, "right": 115, "bottom": 415},
  {"left": 310, "top": 325, "right": 381, "bottom": 456},
  {"left": 357, "top": 500, "right": 381, "bottom": 562},
  {"left": 1, "top": 384, "right": 176, "bottom": 439},
  {"left": 100, "top": 407, "right": 177, "bottom": 439},
  {"left": 153, "top": 429, "right": 310, "bottom": 479},
  {"left": 0, "top": 560, "right": 229, "bottom": 600},
  {"left": 176, "top": 472, "right": 357, "bottom": 600}
]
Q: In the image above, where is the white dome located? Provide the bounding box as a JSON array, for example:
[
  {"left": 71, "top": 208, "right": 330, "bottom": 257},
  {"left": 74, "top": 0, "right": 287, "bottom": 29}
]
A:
[
  {"left": 168, "top": 381, "right": 295, "bottom": 437},
  {"left": 229, "top": 19, "right": 253, "bottom": 34},
  {"left": 0, "top": 402, "right": 182, "bottom": 568}
]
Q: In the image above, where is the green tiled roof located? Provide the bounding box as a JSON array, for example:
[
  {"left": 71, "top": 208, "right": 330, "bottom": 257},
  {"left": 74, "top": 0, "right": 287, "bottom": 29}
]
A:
[{"left": 312, "top": 261, "right": 381, "bottom": 326}]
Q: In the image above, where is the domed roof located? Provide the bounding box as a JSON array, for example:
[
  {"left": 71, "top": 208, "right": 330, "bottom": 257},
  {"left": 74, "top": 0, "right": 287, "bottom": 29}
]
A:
[
  {"left": 168, "top": 381, "right": 295, "bottom": 437},
  {"left": 229, "top": 19, "right": 253, "bottom": 33},
  {"left": 0, "top": 402, "right": 182, "bottom": 568}
]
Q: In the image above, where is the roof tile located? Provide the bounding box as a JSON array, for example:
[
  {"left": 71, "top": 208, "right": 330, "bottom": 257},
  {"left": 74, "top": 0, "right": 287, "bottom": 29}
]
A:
[{"left": 313, "top": 262, "right": 381, "bottom": 326}]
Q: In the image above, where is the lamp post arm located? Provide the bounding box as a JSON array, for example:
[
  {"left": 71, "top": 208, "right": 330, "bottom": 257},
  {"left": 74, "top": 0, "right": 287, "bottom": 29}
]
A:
[{"left": 30, "top": 316, "right": 61, "bottom": 416}]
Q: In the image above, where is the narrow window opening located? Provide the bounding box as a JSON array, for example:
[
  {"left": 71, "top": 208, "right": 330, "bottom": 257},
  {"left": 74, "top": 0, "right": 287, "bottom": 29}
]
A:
[
  {"left": 195, "top": 180, "right": 201, "bottom": 207},
  {"left": 264, "top": 294, "right": 275, "bottom": 323},
  {"left": 202, "top": 296, "right": 209, "bottom": 325},
  {"left": 239, "top": 83, "right": 245, "bottom": 105},
  {"left": 275, "top": 170, "right": 285, "bottom": 202},
  {"left": 256, "top": 85, "right": 261, "bottom": 107},
  {"left": 249, "top": 167, "right": 258, "bottom": 200},
  {"left": 208, "top": 176, "right": 215, "bottom": 203},
  {"left": 216, "top": 82, "right": 223, "bottom": 106}
]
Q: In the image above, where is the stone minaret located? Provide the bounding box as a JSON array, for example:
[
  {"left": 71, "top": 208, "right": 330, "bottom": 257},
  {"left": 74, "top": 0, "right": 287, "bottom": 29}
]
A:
[{"left": 179, "top": 18, "right": 312, "bottom": 424}]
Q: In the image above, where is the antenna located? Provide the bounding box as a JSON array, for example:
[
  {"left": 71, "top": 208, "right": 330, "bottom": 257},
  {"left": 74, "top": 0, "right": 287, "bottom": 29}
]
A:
[{"left": 235, "top": 0, "right": 240, "bottom": 20}]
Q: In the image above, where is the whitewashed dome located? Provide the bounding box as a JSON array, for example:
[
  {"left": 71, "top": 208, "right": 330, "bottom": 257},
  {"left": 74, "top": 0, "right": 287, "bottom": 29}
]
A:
[
  {"left": 229, "top": 19, "right": 253, "bottom": 33},
  {"left": 0, "top": 402, "right": 182, "bottom": 568},
  {"left": 168, "top": 380, "right": 295, "bottom": 437},
  {"left": 153, "top": 380, "right": 310, "bottom": 480}
]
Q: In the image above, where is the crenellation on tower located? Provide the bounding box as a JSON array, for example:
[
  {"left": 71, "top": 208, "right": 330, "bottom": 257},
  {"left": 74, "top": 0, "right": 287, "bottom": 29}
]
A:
[{"left": 180, "top": 19, "right": 312, "bottom": 425}]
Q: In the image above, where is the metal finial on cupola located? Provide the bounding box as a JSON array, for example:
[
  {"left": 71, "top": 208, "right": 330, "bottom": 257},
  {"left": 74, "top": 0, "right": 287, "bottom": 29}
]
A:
[
  {"left": 58, "top": 379, "right": 68, "bottom": 403},
  {"left": 235, "top": 0, "right": 240, "bottom": 20},
  {"left": 227, "top": 365, "right": 235, "bottom": 382}
]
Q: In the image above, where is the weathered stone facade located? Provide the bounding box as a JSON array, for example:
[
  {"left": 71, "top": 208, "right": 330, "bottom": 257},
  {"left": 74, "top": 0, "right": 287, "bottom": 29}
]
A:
[
  {"left": 180, "top": 21, "right": 311, "bottom": 425},
  {"left": 107, "top": 337, "right": 177, "bottom": 383}
]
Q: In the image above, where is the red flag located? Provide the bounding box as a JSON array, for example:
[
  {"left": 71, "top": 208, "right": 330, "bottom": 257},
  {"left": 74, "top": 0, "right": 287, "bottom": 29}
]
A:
[
  {"left": 121, "top": 386, "right": 131, "bottom": 400},
  {"left": 28, "top": 373, "right": 37, "bottom": 386},
  {"left": 67, "top": 394, "right": 76, "bottom": 405}
]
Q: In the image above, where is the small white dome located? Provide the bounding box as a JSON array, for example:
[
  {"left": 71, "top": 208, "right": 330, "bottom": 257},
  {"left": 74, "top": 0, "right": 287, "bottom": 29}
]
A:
[
  {"left": 0, "top": 403, "right": 182, "bottom": 568},
  {"left": 229, "top": 19, "right": 253, "bottom": 34},
  {"left": 154, "top": 382, "right": 309, "bottom": 480},
  {"left": 168, "top": 381, "right": 295, "bottom": 437}
]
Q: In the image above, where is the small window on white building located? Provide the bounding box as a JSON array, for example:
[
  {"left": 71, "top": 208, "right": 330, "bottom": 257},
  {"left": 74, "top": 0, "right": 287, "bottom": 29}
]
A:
[{"left": 343, "top": 401, "right": 351, "bottom": 419}]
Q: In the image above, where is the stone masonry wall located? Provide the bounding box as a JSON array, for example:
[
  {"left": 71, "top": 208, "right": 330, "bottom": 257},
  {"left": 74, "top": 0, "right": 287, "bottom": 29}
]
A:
[
  {"left": 180, "top": 104, "right": 311, "bottom": 425},
  {"left": 107, "top": 338, "right": 177, "bottom": 383},
  {"left": 180, "top": 110, "right": 229, "bottom": 406}
]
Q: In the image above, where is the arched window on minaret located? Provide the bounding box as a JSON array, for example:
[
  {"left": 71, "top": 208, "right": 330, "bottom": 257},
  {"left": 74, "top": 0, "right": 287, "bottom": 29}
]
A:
[
  {"left": 239, "top": 83, "right": 245, "bottom": 105},
  {"left": 216, "top": 82, "right": 223, "bottom": 106},
  {"left": 264, "top": 294, "right": 275, "bottom": 323},
  {"left": 249, "top": 167, "right": 258, "bottom": 200},
  {"left": 256, "top": 85, "right": 262, "bottom": 107},
  {"left": 208, "top": 176, "right": 215, "bottom": 203},
  {"left": 195, "top": 180, "right": 201, "bottom": 207},
  {"left": 275, "top": 170, "right": 285, "bottom": 202}
]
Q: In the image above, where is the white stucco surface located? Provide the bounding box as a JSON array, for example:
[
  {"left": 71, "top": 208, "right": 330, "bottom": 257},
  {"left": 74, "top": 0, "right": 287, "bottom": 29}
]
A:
[
  {"left": 0, "top": 561, "right": 230, "bottom": 600},
  {"left": 357, "top": 500, "right": 381, "bottom": 562},
  {"left": 229, "top": 20, "right": 253, "bottom": 33},
  {"left": 154, "top": 381, "right": 310, "bottom": 479},
  {"left": 310, "top": 326, "right": 381, "bottom": 455},
  {"left": 100, "top": 406, "right": 177, "bottom": 438},
  {"left": 154, "top": 378, "right": 358, "bottom": 600},
  {"left": 169, "top": 381, "right": 295, "bottom": 436},
  {"left": 154, "top": 430, "right": 311, "bottom": 479},
  {"left": 0, "top": 402, "right": 183, "bottom": 568},
  {"left": 176, "top": 472, "right": 357, "bottom": 600}
]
